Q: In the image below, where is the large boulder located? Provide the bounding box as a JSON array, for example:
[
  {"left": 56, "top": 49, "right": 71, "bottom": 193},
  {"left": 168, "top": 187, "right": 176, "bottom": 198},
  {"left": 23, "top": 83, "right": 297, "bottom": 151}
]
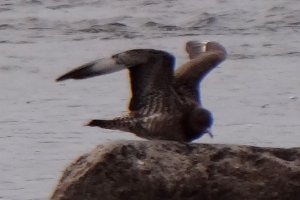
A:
[{"left": 50, "top": 141, "right": 300, "bottom": 200}]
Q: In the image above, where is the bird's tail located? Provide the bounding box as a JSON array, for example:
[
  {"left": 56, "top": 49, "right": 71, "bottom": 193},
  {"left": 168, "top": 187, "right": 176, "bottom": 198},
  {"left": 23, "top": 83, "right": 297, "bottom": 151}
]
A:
[{"left": 86, "top": 116, "right": 139, "bottom": 133}]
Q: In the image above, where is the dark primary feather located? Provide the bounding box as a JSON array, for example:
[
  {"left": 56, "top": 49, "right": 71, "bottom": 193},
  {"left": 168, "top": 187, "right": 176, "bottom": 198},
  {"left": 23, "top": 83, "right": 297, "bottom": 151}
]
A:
[{"left": 56, "top": 62, "right": 95, "bottom": 81}]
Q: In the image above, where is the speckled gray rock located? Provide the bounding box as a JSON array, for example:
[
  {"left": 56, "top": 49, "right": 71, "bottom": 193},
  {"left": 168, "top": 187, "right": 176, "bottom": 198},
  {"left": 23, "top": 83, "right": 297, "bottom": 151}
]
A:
[{"left": 50, "top": 141, "right": 300, "bottom": 200}]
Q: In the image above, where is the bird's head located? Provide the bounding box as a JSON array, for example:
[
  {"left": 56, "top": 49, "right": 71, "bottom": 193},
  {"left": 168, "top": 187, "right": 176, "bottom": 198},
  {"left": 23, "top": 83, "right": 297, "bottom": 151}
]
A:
[{"left": 186, "top": 107, "right": 213, "bottom": 141}]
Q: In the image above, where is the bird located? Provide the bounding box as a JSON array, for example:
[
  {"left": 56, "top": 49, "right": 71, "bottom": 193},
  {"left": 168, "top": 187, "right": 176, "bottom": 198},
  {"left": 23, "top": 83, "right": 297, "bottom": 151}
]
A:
[{"left": 56, "top": 40, "right": 227, "bottom": 142}]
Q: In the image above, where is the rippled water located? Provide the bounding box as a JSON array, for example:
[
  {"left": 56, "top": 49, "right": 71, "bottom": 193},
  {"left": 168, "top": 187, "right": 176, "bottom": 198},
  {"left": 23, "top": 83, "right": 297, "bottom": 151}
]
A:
[{"left": 1, "top": 0, "right": 300, "bottom": 199}]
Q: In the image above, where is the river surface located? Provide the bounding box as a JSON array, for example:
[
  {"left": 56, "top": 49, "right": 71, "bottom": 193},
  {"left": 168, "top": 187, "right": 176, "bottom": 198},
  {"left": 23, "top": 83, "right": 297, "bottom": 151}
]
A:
[{"left": 0, "top": 0, "right": 300, "bottom": 199}]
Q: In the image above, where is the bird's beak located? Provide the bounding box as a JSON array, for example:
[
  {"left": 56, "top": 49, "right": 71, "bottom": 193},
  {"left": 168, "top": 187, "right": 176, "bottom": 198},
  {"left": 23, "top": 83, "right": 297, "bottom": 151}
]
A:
[{"left": 206, "top": 128, "right": 213, "bottom": 138}]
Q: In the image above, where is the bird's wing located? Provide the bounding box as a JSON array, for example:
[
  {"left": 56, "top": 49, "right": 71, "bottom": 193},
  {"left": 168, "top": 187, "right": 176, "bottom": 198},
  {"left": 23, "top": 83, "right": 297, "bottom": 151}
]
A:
[
  {"left": 174, "top": 41, "right": 227, "bottom": 104},
  {"left": 56, "top": 49, "right": 178, "bottom": 113}
]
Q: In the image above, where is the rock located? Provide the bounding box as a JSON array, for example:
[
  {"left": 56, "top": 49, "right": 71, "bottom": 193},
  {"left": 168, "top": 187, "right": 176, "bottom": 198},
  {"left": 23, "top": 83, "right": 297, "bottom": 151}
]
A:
[{"left": 50, "top": 141, "right": 300, "bottom": 200}]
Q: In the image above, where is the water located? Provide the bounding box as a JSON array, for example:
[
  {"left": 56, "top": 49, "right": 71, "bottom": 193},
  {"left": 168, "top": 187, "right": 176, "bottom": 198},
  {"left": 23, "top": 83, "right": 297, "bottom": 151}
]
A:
[{"left": 0, "top": 0, "right": 300, "bottom": 199}]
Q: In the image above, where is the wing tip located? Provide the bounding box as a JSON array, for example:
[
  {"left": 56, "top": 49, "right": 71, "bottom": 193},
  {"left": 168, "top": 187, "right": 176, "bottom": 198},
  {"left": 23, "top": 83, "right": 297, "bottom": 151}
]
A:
[
  {"left": 56, "top": 75, "right": 69, "bottom": 82},
  {"left": 55, "top": 64, "right": 94, "bottom": 82},
  {"left": 186, "top": 40, "right": 226, "bottom": 54},
  {"left": 55, "top": 71, "right": 79, "bottom": 82}
]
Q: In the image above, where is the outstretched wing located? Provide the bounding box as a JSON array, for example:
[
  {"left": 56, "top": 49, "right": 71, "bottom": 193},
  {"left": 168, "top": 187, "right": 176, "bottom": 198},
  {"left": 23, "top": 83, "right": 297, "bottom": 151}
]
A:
[
  {"left": 56, "top": 49, "right": 178, "bottom": 113},
  {"left": 174, "top": 41, "right": 227, "bottom": 104}
]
